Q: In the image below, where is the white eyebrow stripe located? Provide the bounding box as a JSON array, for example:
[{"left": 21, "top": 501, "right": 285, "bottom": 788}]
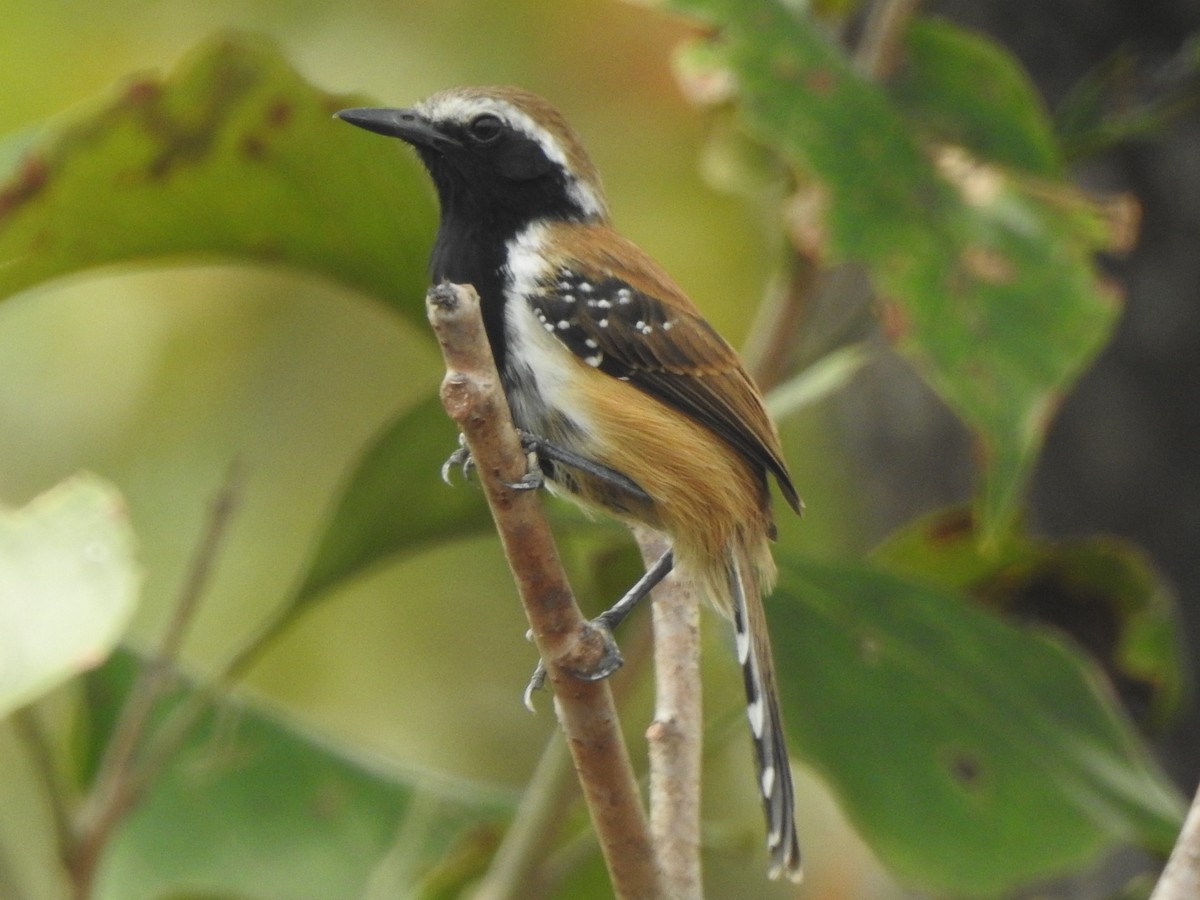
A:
[{"left": 415, "top": 93, "right": 606, "bottom": 220}]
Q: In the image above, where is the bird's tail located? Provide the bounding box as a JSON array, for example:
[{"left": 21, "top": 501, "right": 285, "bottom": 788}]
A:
[{"left": 727, "top": 540, "right": 802, "bottom": 882}]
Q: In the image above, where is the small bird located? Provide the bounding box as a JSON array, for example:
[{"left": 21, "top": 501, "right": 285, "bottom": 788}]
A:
[{"left": 336, "top": 87, "right": 803, "bottom": 881}]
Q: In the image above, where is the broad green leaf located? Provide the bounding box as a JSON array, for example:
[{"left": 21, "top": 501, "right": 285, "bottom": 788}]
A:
[
  {"left": 665, "top": 0, "right": 1119, "bottom": 540},
  {"left": 893, "top": 18, "right": 1062, "bottom": 176},
  {"left": 873, "top": 507, "right": 1183, "bottom": 730},
  {"left": 286, "top": 396, "right": 493, "bottom": 616},
  {"left": 86, "top": 652, "right": 507, "bottom": 900},
  {"left": 0, "top": 474, "right": 138, "bottom": 718},
  {"left": 771, "top": 555, "right": 1184, "bottom": 895},
  {"left": 0, "top": 31, "right": 435, "bottom": 325}
]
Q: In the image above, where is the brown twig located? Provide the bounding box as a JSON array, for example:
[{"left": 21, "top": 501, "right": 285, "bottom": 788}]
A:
[
  {"left": 426, "top": 281, "right": 664, "bottom": 900},
  {"left": 68, "top": 464, "right": 242, "bottom": 899},
  {"left": 472, "top": 583, "right": 656, "bottom": 900},
  {"left": 1150, "top": 780, "right": 1200, "bottom": 900},
  {"left": 855, "top": 0, "right": 923, "bottom": 81},
  {"left": 11, "top": 707, "right": 74, "bottom": 871},
  {"left": 639, "top": 528, "right": 703, "bottom": 898},
  {"left": 742, "top": 247, "right": 819, "bottom": 392}
]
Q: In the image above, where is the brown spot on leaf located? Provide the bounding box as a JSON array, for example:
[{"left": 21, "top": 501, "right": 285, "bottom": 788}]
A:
[
  {"left": 265, "top": 98, "right": 292, "bottom": 128},
  {"left": 928, "top": 508, "right": 975, "bottom": 544},
  {"left": 123, "top": 79, "right": 162, "bottom": 107},
  {"left": 0, "top": 156, "right": 50, "bottom": 219},
  {"left": 878, "top": 297, "right": 909, "bottom": 342},
  {"left": 1101, "top": 192, "right": 1141, "bottom": 255},
  {"left": 961, "top": 245, "right": 1016, "bottom": 284},
  {"left": 241, "top": 134, "right": 265, "bottom": 160},
  {"left": 947, "top": 749, "right": 985, "bottom": 789},
  {"left": 783, "top": 185, "right": 830, "bottom": 261},
  {"left": 805, "top": 67, "right": 836, "bottom": 95}
]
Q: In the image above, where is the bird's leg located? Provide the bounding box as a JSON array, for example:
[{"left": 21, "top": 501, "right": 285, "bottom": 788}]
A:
[
  {"left": 517, "top": 431, "right": 652, "bottom": 503},
  {"left": 524, "top": 549, "right": 675, "bottom": 710},
  {"left": 442, "top": 430, "right": 652, "bottom": 502}
]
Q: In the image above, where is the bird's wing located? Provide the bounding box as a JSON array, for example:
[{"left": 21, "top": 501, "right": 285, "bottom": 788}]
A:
[{"left": 526, "top": 223, "right": 801, "bottom": 513}]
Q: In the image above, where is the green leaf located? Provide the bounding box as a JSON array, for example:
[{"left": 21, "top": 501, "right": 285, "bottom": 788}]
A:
[
  {"left": 665, "top": 0, "right": 1119, "bottom": 540},
  {"left": 285, "top": 396, "right": 493, "bottom": 616},
  {"left": 771, "top": 555, "right": 1184, "bottom": 894},
  {"left": 0, "top": 31, "right": 435, "bottom": 325},
  {"left": 87, "top": 652, "right": 506, "bottom": 900},
  {"left": 894, "top": 18, "right": 1062, "bottom": 176},
  {"left": 0, "top": 474, "right": 139, "bottom": 718},
  {"left": 873, "top": 507, "right": 1183, "bottom": 730}
]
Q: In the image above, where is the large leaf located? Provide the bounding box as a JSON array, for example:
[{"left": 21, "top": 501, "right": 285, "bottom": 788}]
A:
[
  {"left": 771, "top": 556, "right": 1183, "bottom": 895},
  {"left": 0, "top": 31, "right": 435, "bottom": 325},
  {"left": 893, "top": 18, "right": 1062, "bottom": 176},
  {"left": 0, "top": 474, "right": 139, "bottom": 718},
  {"left": 872, "top": 507, "right": 1183, "bottom": 730},
  {"left": 85, "top": 652, "right": 506, "bottom": 900},
  {"left": 285, "top": 396, "right": 493, "bottom": 614},
  {"left": 666, "top": 0, "right": 1119, "bottom": 539}
]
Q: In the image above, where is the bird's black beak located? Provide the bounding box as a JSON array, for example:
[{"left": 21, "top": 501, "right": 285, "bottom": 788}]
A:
[{"left": 334, "top": 107, "right": 456, "bottom": 150}]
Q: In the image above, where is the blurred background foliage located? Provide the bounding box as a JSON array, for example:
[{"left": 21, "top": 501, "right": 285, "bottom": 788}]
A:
[{"left": 0, "top": 0, "right": 1197, "bottom": 898}]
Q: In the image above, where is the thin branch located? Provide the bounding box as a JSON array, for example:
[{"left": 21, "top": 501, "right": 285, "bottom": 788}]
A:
[
  {"left": 743, "top": 247, "right": 819, "bottom": 392},
  {"left": 639, "top": 528, "right": 703, "bottom": 898},
  {"left": 1150, "top": 779, "right": 1200, "bottom": 900},
  {"left": 426, "top": 281, "right": 664, "bottom": 900},
  {"left": 472, "top": 590, "right": 655, "bottom": 900},
  {"left": 69, "top": 464, "right": 243, "bottom": 898},
  {"left": 471, "top": 728, "right": 574, "bottom": 900},
  {"left": 10, "top": 707, "right": 74, "bottom": 869},
  {"left": 855, "top": 0, "right": 922, "bottom": 81}
]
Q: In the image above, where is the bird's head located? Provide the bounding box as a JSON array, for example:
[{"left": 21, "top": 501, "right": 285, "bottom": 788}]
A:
[{"left": 337, "top": 86, "right": 609, "bottom": 229}]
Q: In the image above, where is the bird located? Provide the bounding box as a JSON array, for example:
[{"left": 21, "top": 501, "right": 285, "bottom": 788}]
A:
[{"left": 336, "top": 86, "right": 803, "bottom": 881}]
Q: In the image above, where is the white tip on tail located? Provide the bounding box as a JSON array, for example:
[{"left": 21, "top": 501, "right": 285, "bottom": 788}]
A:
[{"left": 728, "top": 548, "right": 803, "bottom": 882}]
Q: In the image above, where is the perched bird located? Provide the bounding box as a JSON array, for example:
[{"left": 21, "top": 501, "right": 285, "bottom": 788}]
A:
[{"left": 336, "top": 87, "right": 803, "bottom": 880}]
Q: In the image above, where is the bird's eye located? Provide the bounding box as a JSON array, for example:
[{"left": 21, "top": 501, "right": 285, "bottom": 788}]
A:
[{"left": 468, "top": 113, "right": 504, "bottom": 143}]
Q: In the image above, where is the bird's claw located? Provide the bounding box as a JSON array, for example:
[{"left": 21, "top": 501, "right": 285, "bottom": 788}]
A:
[
  {"left": 503, "top": 469, "right": 544, "bottom": 491},
  {"left": 523, "top": 661, "right": 546, "bottom": 712},
  {"left": 521, "top": 618, "right": 624, "bottom": 712},
  {"left": 442, "top": 433, "right": 545, "bottom": 491},
  {"left": 440, "top": 434, "right": 475, "bottom": 486}
]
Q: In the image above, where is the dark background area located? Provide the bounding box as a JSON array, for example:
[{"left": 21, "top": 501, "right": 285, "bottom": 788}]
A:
[{"left": 845, "top": 0, "right": 1200, "bottom": 791}]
